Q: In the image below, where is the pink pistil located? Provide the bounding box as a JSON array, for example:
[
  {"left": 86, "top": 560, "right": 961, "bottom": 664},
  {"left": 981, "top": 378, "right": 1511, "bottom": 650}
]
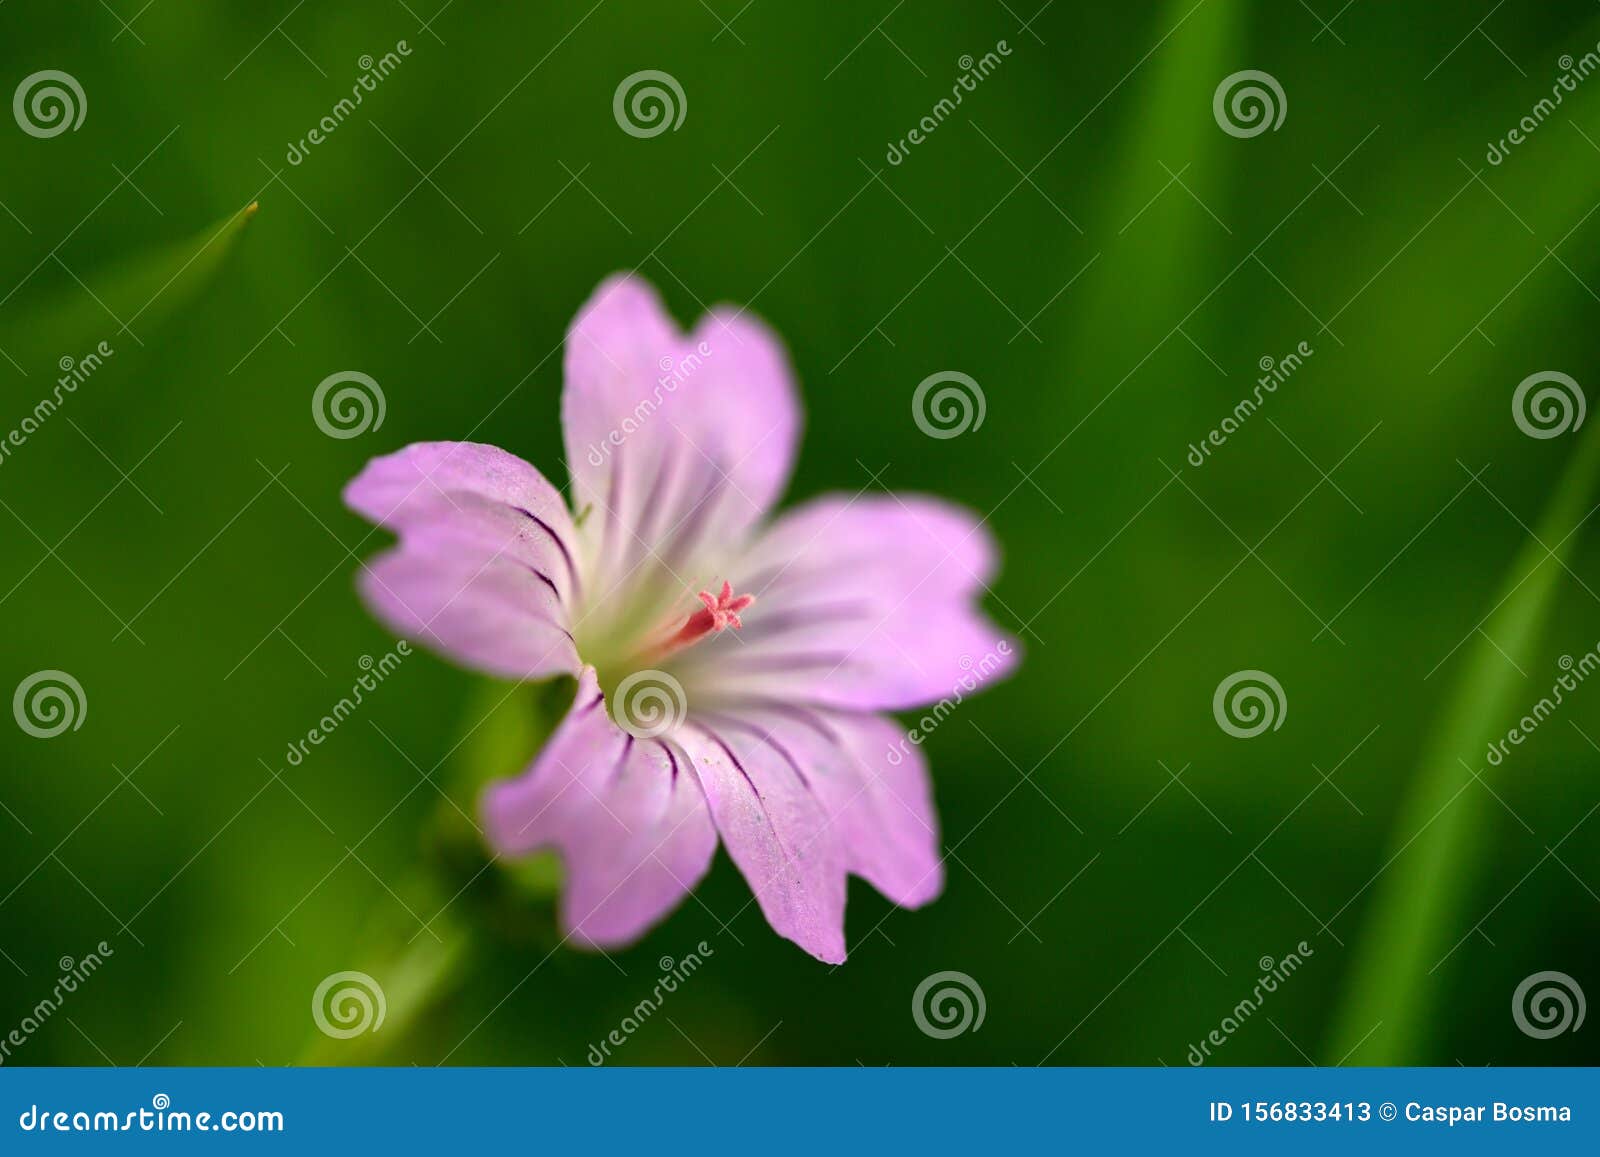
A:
[{"left": 658, "top": 580, "right": 755, "bottom": 655}]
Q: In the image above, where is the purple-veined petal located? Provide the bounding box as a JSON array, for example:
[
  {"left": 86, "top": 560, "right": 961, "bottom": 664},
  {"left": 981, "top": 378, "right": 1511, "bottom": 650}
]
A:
[
  {"left": 677, "top": 495, "right": 1020, "bottom": 711},
  {"left": 482, "top": 668, "right": 717, "bottom": 949},
  {"left": 560, "top": 275, "right": 801, "bottom": 603},
  {"left": 677, "top": 720, "right": 848, "bottom": 963},
  {"left": 698, "top": 707, "right": 945, "bottom": 910},
  {"left": 357, "top": 538, "right": 578, "bottom": 681},
  {"left": 344, "top": 441, "right": 581, "bottom": 605}
]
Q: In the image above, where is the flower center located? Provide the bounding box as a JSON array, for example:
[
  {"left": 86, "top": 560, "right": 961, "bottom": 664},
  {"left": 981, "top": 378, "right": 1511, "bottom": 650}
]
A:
[{"left": 653, "top": 580, "right": 754, "bottom": 660}]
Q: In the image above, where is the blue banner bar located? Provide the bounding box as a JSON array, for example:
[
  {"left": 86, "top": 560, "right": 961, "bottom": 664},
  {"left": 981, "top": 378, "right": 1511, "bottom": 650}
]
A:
[{"left": 0, "top": 1068, "right": 1595, "bottom": 1152}]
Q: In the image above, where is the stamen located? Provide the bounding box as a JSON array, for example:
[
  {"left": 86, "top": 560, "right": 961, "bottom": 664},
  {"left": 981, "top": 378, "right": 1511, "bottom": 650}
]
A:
[{"left": 657, "top": 580, "right": 755, "bottom": 656}]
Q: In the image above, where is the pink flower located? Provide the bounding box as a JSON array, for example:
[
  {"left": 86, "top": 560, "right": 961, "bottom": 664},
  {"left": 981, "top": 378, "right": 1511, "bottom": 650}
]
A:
[{"left": 343, "top": 275, "right": 1018, "bottom": 962}]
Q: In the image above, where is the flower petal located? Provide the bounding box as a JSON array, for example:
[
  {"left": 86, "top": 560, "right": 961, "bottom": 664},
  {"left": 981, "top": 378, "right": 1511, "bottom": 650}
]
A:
[
  {"left": 482, "top": 668, "right": 718, "bottom": 949},
  {"left": 344, "top": 441, "right": 581, "bottom": 604},
  {"left": 677, "top": 720, "right": 848, "bottom": 963},
  {"left": 701, "top": 708, "right": 944, "bottom": 909},
  {"left": 561, "top": 275, "right": 801, "bottom": 600},
  {"left": 357, "top": 539, "right": 578, "bottom": 681},
  {"left": 678, "top": 495, "right": 1020, "bottom": 711}
]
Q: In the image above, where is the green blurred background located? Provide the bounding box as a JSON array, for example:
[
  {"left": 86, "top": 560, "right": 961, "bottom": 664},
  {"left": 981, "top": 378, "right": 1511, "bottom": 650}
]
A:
[{"left": 3, "top": 0, "right": 1599, "bottom": 1066}]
